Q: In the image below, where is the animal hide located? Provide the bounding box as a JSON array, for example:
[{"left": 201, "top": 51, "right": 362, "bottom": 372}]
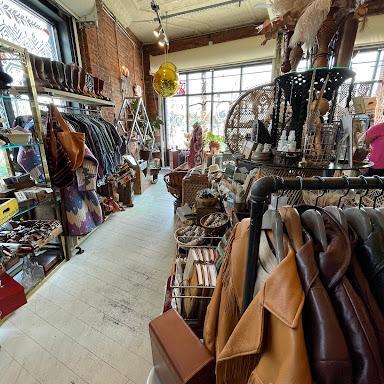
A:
[
  {"left": 289, "top": 0, "right": 332, "bottom": 48},
  {"left": 271, "top": 0, "right": 313, "bottom": 18}
]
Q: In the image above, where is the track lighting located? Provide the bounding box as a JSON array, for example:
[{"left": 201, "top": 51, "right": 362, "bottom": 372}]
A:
[
  {"left": 153, "top": 25, "right": 162, "bottom": 37},
  {"left": 158, "top": 36, "right": 168, "bottom": 48}
]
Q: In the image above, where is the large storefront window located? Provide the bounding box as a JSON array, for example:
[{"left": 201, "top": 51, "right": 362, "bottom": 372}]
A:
[
  {"left": 165, "top": 62, "right": 273, "bottom": 149},
  {"left": 0, "top": 0, "right": 61, "bottom": 117}
]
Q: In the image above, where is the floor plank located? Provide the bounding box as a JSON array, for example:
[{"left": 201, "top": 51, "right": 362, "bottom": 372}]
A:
[{"left": 0, "top": 174, "right": 174, "bottom": 384}]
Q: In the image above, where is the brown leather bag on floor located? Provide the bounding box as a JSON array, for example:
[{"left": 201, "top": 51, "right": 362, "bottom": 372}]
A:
[
  {"left": 50, "top": 105, "right": 85, "bottom": 170},
  {"left": 149, "top": 309, "right": 215, "bottom": 384}
]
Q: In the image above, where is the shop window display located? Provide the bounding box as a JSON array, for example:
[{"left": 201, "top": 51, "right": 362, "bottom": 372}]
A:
[{"left": 165, "top": 62, "right": 273, "bottom": 149}]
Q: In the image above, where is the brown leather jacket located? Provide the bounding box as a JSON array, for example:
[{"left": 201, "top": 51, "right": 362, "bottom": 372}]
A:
[
  {"left": 348, "top": 228, "right": 384, "bottom": 361},
  {"left": 204, "top": 219, "right": 312, "bottom": 384},
  {"left": 311, "top": 210, "right": 384, "bottom": 384},
  {"left": 281, "top": 207, "right": 353, "bottom": 384}
]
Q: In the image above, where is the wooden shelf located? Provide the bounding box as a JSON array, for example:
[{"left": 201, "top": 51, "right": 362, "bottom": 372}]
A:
[{"left": 11, "top": 86, "right": 115, "bottom": 107}]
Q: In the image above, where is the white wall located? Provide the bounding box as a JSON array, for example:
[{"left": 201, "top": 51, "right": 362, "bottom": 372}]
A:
[{"left": 150, "top": 14, "right": 384, "bottom": 73}]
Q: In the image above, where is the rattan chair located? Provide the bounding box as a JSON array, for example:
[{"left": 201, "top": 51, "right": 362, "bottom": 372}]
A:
[{"left": 164, "top": 170, "right": 188, "bottom": 211}]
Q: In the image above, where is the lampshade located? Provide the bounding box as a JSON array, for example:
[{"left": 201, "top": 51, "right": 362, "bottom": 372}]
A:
[{"left": 153, "top": 64, "right": 179, "bottom": 97}]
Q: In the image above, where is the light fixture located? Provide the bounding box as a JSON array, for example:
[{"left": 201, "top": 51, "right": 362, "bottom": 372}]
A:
[
  {"left": 158, "top": 36, "right": 168, "bottom": 48},
  {"left": 153, "top": 25, "right": 162, "bottom": 37}
]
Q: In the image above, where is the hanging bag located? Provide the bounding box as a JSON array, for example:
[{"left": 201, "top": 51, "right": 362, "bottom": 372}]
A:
[
  {"left": 45, "top": 109, "right": 74, "bottom": 188},
  {"left": 50, "top": 104, "right": 85, "bottom": 170}
]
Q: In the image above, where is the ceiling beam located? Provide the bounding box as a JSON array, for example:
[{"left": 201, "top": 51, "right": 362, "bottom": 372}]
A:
[{"left": 143, "top": 24, "right": 259, "bottom": 55}]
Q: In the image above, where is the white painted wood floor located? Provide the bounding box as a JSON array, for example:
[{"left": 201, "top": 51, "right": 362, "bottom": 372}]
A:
[{"left": 0, "top": 177, "right": 175, "bottom": 384}]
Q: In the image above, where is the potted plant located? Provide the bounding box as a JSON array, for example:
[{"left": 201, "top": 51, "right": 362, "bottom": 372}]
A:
[
  {"left": 205, "top": 132, "right": 224, "bottom": 155},
  {"left": 150, "top": 116, "right": 163, "bottom": 143}
]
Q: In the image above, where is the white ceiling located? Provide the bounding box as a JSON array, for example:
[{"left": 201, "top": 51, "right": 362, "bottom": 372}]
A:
[{"left": 102, "top": 0, "right": 269, "bottom": 43}]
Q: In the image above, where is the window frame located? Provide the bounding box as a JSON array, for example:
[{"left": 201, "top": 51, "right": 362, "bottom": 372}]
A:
[{"left": 164, "top": 60, "right": 273, "bottom": 150}]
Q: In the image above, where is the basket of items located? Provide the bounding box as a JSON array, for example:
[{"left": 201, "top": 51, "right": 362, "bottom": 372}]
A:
[
  {"left": 200, "top": 212, "right": 229, "bottom": 237},
  {"left": 195, "top": 188, "right": 219, "bottom": 208},
  {"left": 175, "top": 224, "right": 207, "bottom": 248}
]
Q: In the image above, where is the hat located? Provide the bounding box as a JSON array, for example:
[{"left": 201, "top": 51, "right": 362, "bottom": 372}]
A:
[{"left": 209, "top": 164, "right": 220, "bottom": 174}]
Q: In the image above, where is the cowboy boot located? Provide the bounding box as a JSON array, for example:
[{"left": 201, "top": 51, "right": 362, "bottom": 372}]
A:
[
  {"left": 33, "top": 55, "right": 51, "bottom": 88},
  {"left": 52, "top": 61, "right": 67, "bottom": 91},
  {"left": 71, "top": 64, "right": 81, "bottom": 94},
  {"left": 64, "top": 64, "right": 74, "bottom": 92},
  {"left": 42, "top": 57, "right": 60, "bottom": 89},
  {"left": 84, "top": 72, "right": 95, "bottom": 97},
  {"left": 78, "top": 67, "right": 86, "bottom": 95}
]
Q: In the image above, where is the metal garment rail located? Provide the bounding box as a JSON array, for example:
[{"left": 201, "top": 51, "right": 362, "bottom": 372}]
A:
[{"left": 243, "top": 175, "right": 384, "bottom": 313}]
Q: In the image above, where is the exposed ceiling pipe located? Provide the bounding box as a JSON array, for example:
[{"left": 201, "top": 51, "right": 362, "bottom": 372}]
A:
[{"left": 153, "top": 0, "right": 246, "bottom": 21}]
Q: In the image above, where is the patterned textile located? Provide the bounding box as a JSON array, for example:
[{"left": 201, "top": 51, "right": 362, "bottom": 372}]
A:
[
  {"left": 63, "top": 147, "right": 103, "bottom": 236},
  {"left": 188, "top": 123, "right": 203, "bottom": 169},
  {"left": 16, "top": 119, "right": 45, "bottom": 183}
]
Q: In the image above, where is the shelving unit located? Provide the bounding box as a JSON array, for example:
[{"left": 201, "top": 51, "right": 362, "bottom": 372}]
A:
[
  {"left": 0, "top": 37, "right": 116, "bottom": 294},
  {"left": 11, "top": 86, "right": 115, "bottom": 107}
]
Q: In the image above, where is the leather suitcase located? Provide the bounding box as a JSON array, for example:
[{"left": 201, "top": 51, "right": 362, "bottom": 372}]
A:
[
  {"left": 0, "top": 273, "right": 27, "bottom": 319},
  {"left": 149, "top": 309, "right": 215, "bottom": 384}
]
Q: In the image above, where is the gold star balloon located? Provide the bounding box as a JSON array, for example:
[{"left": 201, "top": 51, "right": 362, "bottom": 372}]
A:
[{"left": 153, "top": 62, "right": 179, "bottom": 97}]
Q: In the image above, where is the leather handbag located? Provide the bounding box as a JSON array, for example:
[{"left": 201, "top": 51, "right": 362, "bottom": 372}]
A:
[
  {"left": 0, "top": 273, "right": 27, "bottom": 319},
  {"left": 45, "top": 109, "right": 75, "bottom": 188},
  {"left": 149, "top": 309, "right": 215, "bottom": 384},
  {"left": 51, "top": 105, "right": 85, "bottom": 170}
]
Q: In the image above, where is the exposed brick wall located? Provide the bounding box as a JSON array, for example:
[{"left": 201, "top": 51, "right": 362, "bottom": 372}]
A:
[{"left": 77, "top": 0, "right": 144, "bottom": 122}]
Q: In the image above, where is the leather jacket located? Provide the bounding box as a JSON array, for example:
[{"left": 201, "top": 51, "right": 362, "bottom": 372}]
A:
[
  {"left": 348, "top": 228, "right": 384, "bottom": 361},
  {"left": 307, "top": 210, "right": 384, "bottom": 384},
  {"left": 204, "top": 219, "right": 312, "bottom": 384},
  {"left": 281, "top": 207, "right": 353, "bottom": 384},
  {"left": 354, "top": 223, "right": 384, "bottom": 312}
]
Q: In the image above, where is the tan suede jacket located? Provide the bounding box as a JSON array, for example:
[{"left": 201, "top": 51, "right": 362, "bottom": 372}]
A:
[{"left": 204, "top": 218, "right": 312, "bottom": 384}]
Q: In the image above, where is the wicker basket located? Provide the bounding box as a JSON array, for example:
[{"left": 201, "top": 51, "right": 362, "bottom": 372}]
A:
[{"left": 182, "top": 174, "right": 209, "bottom": 205}]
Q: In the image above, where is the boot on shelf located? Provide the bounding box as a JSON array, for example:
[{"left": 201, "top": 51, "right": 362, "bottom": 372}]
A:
[{"left": 43, "top": 57, "right": 61, "bottom": 89}]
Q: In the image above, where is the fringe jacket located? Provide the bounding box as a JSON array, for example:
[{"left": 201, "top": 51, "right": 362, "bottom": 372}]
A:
[{"left": 204, "top": 219, "right": 312, "bottom": 384}]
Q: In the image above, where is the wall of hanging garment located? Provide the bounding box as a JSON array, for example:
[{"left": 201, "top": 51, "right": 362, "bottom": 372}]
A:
[
  {"left": 13, "top": 111, "right": 122, "bottom": 236},
  {"left": 203, "top": 176, "right": 384, "bottom": 384}
]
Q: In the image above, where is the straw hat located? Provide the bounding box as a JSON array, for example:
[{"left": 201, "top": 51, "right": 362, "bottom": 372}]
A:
[{"left": 209, "top": 164, "right": 220, "bottom": 174}]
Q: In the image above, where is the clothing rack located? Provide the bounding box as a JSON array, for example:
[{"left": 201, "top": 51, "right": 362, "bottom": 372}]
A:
[
  {"left": 38, "top": 102, "right": 101, "bottom": 114},
  {"left": 243, "top": 175, "right": 384, "bottom": 312}
]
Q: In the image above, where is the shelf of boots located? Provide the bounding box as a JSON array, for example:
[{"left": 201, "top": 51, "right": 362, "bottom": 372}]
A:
[{"left": 9, "top": 86, "right": 115, "bottom": 107}]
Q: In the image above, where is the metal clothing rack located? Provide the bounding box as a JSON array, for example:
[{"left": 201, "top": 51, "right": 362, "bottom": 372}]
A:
[{"left": 243, "top": 175, "right": 384, "bottom": 312}]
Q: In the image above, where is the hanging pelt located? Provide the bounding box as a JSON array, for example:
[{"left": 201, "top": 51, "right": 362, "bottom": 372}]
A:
[
  {"left": 271, "top": 0, "right": 313, "bottom": 18},
  {"left": 289, "top": 0, "right": 332, "bottom": 48}
]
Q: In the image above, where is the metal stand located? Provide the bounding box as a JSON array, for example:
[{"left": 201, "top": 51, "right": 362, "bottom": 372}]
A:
[{"left": 243, "top": 175, "right": 384, "bottom": 312}]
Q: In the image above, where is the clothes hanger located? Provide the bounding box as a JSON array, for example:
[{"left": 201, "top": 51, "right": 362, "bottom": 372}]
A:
[
  {"left": 324, "top": 175, "right": 349, "bottom": 232},
  {"left": 261, "top": 176, "right": 285, "bottom": 262},
  {"left": 363, "top": 175, "right": 384, "bottom": 231},
  {"left": 301, "top": 176, "right": 328, "bottom": 251},
  {"left": 344, "top": 175, "right": 372, "bottom": 241}
]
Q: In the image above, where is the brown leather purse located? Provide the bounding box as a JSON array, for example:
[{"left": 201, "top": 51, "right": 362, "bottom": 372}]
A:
[
  {"left": 50, "top": 105, "right": 85, "bottom": 170},
  {"left": 149, "top": 309, "right": 215, "bottom": 384}
]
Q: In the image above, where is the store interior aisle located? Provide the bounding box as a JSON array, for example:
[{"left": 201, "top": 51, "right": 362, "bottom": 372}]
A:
[{"left": 0, "top": 176, "right": 175, "bottom": 384}]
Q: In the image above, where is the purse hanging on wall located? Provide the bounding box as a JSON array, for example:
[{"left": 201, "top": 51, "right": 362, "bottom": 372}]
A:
[
  {"left": 50, "top": 104, "right": 85, "bottom": 170},
  {"left": 45, "top": 108, "right": 74, "bottom": 188}
]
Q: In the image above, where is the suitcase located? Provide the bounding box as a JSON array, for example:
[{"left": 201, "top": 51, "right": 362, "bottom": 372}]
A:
[{"left": 149, "top": 309, "right": 215, "bottom": 384}]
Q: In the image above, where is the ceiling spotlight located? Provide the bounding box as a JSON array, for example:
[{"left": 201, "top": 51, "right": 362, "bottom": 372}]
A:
[
  {"left": 158, "top": 36, "right": 168, "bottom": 48},
  {"left": 153, "top": 25, "right": 162, "bottom": 38}
]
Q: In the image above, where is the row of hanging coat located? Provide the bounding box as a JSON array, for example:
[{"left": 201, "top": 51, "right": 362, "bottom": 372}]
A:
[
  {"left": 16, "top": 108, "right": 122, "bottom": 236},
  {"left": 203, "top": 176, "right": 384, "bottom": 384}
]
